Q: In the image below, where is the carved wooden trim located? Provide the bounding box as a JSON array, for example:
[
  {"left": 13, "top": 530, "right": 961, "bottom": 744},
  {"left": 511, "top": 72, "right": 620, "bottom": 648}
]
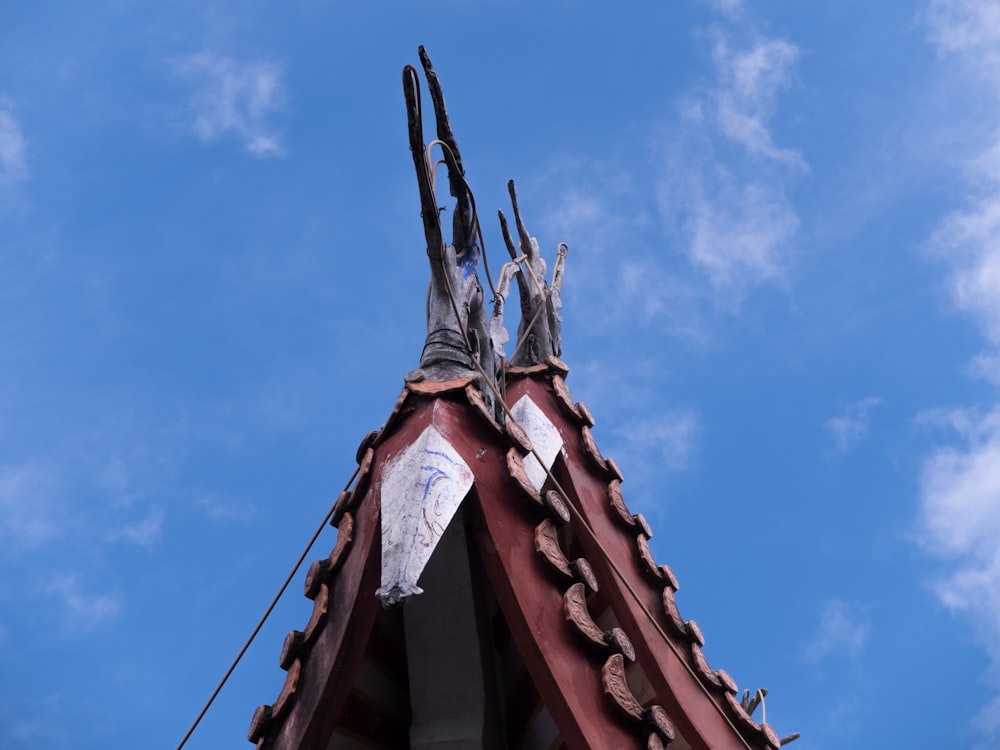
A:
[
  {"left": 302, "top": 584, "right": 328, "bottom": 643},
  {"left": 659, "top": 563, "right": 679, "bottom": 592},
  {"left": 563, "top": 582, "right": 606, "bottom": 650},
  {"left": 352, "top": 449, "right": 375, "bottom": 503},
  {"left": 545, "top": 355, "right": 570, "bottom": 375},
  {"left": 279, "top": 630, "right": 305, "bottom": 671},
  {"left": 606, "top": 456, "right": 624, "bottom": 483},
  {"left": 645, "top": 705, "right": 676, "bottom": 743},
  {"left": 505, "top": 362, "right": 550, "bottom": 377},
  {"left": 571, "top": 557, "right": 599, "bottom": 594},
  {"left": 406, "top": 376, "right": 475, "bottom": 395},
  {"left": 330, "top": 489, "right": 353, "bottom": 528},
  {"left": 465, "top": 384, "right": 502, "bottom": 434},
  {"left": 647, "top": 733, "right": 667, "bottom": 750},
  {"left": 760, "top": 722, "right": 781, "bottom": 749},
  {"left": 636, "top": 534, "right": 665, "bottom": 582},
  {"left": 661, "top": 587, "right": 688, "bottom": 637},
  {"left": 271, "top": 658, "right": 301, "bottom": 720},
  {"left": 575, "top": 401, "right": 595, "bottom": 428},
  {"left": 550, "top": 374, "right": 582, "bottom": 421},
  {"left": 544, "top": 489, "right": 571, "bottom": 525},
  {"left": 535, "top": 519, "right": 573, "bottom": 579},
  {"left": 686, "top": 619, "right": 705, "bottom": 647},
  {"left": 355, "top": 430, "right": 379, "bottom": 465},
  {"left": 780, "top": 731, "right": 802, "bottom": 746},
  {"left": 581, "top": 426, "right": 608, "bottom": 472},
  {"left": 601, "top": 653, "right": 644, "bottom": 723},
  {"left": 604, "top": 626, "right": 636, "bottom": 663},
  {"left": 506, "top": 447, "right": 542, "bottom": 505},
  {"left": 563, "top": 584, "right": 634, "bottom": 661},
  {"left": 305, "top": 513, "right": 354, "bottom": 600},
  {"left": 505, "top": 418, "right": 533, "bottom": 454},
  {"left": 379, "top": 388, "right": 411, "bottom": 440},
  {"left": 716, "top": 668, "right": 738, "bottom": 694},
  {"left": 724, "top": 690, "right": 762, "bottom": 735},
  {"left": 607, "top": 480, "right": 637, "bottom": 530},
  {"left": 247, "top": 704, "right": 273, "bottom": 743},
  {"left": 633, "top": 512, "right": 653, "bottom": 539},
  {"left": 690, "top": 644, "right": 722, "bottom": 690}
]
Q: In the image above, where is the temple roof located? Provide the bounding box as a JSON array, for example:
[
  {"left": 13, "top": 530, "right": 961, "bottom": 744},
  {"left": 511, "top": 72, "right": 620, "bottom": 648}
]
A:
[{"left": 247, "top": 359, "right": 797, "bottom": 750}]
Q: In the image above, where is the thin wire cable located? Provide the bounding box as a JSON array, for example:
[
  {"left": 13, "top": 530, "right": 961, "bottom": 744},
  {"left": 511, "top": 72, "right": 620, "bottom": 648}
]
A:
[{"left": 174, "top": 464, "right": 361, "bottom": 750}]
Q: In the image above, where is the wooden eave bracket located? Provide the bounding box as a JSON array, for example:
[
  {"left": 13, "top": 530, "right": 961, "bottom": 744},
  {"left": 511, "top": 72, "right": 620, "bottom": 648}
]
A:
[
  {"left": 601, "top": 653, "right": 677, "bottom": 748},
  {"left": 305, "top": 512, "right": 354, "bottom": 600}
]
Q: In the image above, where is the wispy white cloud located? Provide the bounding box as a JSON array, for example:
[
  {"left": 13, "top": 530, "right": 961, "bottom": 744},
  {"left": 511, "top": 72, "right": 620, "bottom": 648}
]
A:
[
  {"left": 704, "top": 0, "right": 744, "bottom": 18},
  {"left": 826, "top": 397, "right": 882, "bottom": 453},
  {"left": 42, "top": 574, "right": 120, "bottom": 631},
  {"left": 660, "top": 24, "right": 804, "bottom": 304},
  {"left": 924, "top": 0, "right": 1000, "bottom": 61},
  {"left": 0, "top": 100, "right": 27, "bottom": 184},
  {"left": 675, "top": 176, "right": 798, "bottom": 300},
  {"left": 106, "top": 508, "right": 164, "bottom": 546},
  {"left": 193, "top": 491, "right": 256, "bottom": 523},
  {"left": 801, "top": 599, "right": 870, "bottom": 664},
  {"left": 918, "top": 406, "right": 1000, "bottom": 614},
  {"left": 0, "top": 463, "right": 59, "bottom": 551},
  {"left": 613, "top": 409, "right": 702, "bottom": 474},
  {"left": 174, "top": 52, "right": 286, "bottom": 157},
  {"left": 918, "top": 8, "right": 1000, "bottom": 741},
  {"left": 709, "top": 35, "right": 805, "bottom": 169}
]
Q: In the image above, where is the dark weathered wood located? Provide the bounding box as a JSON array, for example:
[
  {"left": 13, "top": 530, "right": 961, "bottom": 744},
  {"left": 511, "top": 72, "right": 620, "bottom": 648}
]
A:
[
  {"left": 302, "top": 584, "right": 328, "bottom": 644},
  {"left": 271, "top": 660, "right": 300, "bottom": 720},
  {"left": 779, "top": 732, "right": 801, "bottom": 745},
  {"left": 355, "top": 430, "right": 379, "bottom": 465},
  {"left": 304, "top": 513, "right": 354, "bottom": 600},
  {"left": 248, "top": 705, "right": 272, "bottom": 743},
  {"left": 329, "top": 489, "right": 353, "bottom": 528},
  {"left": 279, "top": 631, "right": 305, "bottom": 671},
  {"left": 267, "top": 445, "right": 382, "bottom": 750},
  {"left": 352, "top": 449, "right": 375, "bottom": 501}
]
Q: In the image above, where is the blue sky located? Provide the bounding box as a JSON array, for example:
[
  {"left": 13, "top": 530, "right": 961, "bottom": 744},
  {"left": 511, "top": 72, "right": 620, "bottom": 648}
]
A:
[{"left": 2, "top": 1, "right": 999, "bottom": 748}]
